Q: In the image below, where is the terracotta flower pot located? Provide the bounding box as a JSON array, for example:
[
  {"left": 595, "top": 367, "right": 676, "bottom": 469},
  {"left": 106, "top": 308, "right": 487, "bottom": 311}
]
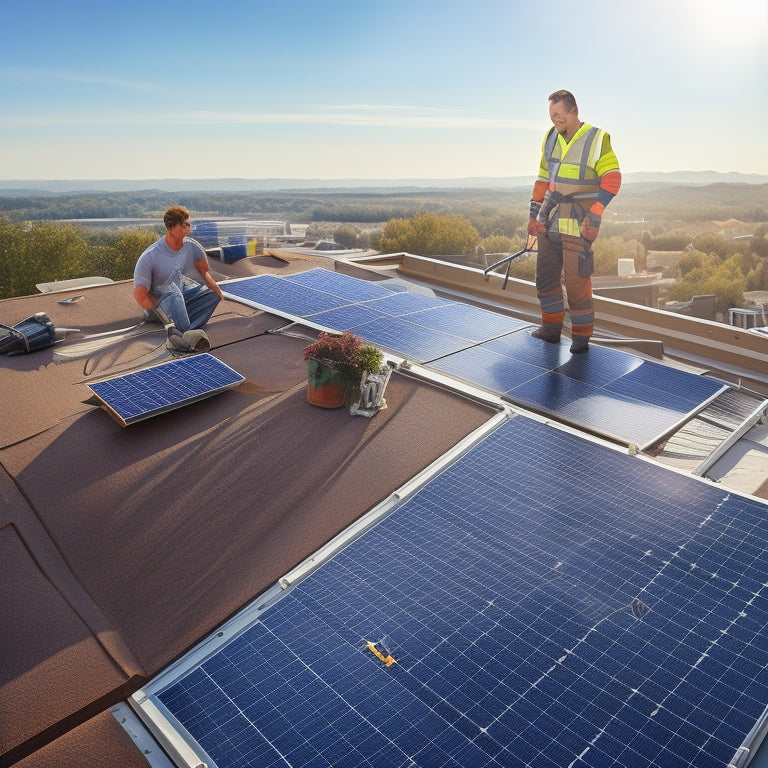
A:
[{"left": 306, "top": 359, "right": 349, "bottom": 408}]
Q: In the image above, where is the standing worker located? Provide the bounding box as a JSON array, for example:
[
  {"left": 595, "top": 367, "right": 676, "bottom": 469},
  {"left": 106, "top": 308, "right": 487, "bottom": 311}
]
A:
[
  {"left": 527, "top": 90, "right": 621, "bottom": 353},
  {"left": 134, "top": 205, "right": 224, "bottom": 353}
]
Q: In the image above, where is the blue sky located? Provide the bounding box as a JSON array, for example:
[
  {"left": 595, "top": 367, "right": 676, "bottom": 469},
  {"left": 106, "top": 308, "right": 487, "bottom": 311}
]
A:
[{"left": 1, "top": 0, "right": 766, "bottom": 180}]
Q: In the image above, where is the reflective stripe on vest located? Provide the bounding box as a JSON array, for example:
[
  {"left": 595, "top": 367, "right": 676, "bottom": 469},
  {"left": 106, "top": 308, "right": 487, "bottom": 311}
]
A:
[{"left": 544, "top": 124, "right": 604, "bottom": 197}]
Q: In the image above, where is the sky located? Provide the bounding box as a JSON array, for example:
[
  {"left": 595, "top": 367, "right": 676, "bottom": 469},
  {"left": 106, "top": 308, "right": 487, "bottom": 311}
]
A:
[{"left": 1, "top": 0, "right": 767, "bottom": 181}]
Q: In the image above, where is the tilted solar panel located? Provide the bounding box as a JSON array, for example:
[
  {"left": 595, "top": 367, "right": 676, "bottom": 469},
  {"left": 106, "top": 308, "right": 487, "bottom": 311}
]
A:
[
  {"left": 432, "top": 330, "right": 727, "bottom": 447},
  {"left": 88, "top": 353, "right": 244, "bottom": 426},
  {"left": 151, "top": 416, "right": 768, "bottom": 768}
]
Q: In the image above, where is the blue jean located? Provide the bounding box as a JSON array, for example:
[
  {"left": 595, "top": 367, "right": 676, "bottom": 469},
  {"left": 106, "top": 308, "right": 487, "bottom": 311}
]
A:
[{"left": 148, "top": 281, "right": 220, "bottom": 332}]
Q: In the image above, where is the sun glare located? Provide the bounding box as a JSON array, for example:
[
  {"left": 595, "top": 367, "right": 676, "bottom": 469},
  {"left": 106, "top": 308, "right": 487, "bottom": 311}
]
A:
[{"left": 681, "top": 0, "right": 768, "bottom": 55}]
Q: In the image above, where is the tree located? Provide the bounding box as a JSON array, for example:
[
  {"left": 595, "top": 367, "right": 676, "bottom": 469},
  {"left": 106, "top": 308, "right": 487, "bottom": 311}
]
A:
[
  {"left": 333, "top": 226, "right": 359, "bottom": 250},
  {"left": 0, "top": 219, "right": 89, "bottom": 299},
  {"left": 668, "top": 252, "right": 746, "bottom": 313},
  {"left": 379, "top": 212, "right": 479, "bottom": 256},
  {"left": 592, "top": 237, "right": 645, "bottom": 276},
  {"left": 480, "top": 235, "right": 516, "bottom": 256},
  {"left": 470, "top": 209, "right": 526, "bottom": 239},
  {"left": 691, "top": 232, "right": 741, "bottom": 258},
  {"left": 87, "top": 230, "right": 159, "bottom": 281},
  {"left": 0, "top": 219, "right": 160, "bottom": 299},
  {"left": 746, "top": 260, "right": 768, "bottom": 292}
]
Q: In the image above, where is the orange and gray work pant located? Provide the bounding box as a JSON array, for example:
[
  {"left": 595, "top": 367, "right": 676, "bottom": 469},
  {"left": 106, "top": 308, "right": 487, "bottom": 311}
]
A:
[{"left": 535, "top": 231, "right": 595, "bottom": 342}]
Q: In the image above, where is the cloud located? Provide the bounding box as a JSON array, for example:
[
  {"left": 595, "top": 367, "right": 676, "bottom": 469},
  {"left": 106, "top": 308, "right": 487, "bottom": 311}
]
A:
[
  {"left": 0, "top": 66, "right": 161, "bottom": 93},
  {"left": 0, "top": 105, "right": 540, "bottom": 130},
  {"left": 187, "top": 108, "right": 538, "bottom": 129}
]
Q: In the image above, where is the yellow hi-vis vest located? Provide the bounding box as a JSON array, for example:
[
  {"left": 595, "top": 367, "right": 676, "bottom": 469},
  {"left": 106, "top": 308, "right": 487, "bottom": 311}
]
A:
[{"left": 537, "top": 123, "right": 619, "bottom": 237}]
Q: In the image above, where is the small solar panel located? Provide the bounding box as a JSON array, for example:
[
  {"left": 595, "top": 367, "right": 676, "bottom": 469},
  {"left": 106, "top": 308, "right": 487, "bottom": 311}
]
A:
[
  {"left": 152, "top": 417, "right": 768, "bottom": 768},
  {"left": 88, "top": 353, "right": 244, "bottom": 426}
]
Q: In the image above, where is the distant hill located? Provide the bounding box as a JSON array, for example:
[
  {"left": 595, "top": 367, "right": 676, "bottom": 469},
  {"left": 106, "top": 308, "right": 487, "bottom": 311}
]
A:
[{"left": 1, "top": 171, "right": 767, "bottom": 194}]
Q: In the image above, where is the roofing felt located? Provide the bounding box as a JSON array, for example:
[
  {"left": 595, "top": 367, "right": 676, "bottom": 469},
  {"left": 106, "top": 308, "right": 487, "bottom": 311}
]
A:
[{"left": 0, "top": 258, "right": 497, "bottom": 767}]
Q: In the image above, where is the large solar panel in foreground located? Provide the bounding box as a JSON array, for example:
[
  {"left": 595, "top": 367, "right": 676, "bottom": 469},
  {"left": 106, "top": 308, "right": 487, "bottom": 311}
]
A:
[
  {"left": 88, "top": 353, "right": 244, "bottom": 426},
  {"left": 150, "top": 417, "right": 768, "bottom": 767}
]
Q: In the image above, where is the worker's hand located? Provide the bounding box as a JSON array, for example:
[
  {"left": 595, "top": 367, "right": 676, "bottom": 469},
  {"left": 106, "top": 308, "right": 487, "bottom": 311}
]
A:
[
  {"left": 580, "top": 212, "right": 601, "bottom": 242},
  {"left": 527, "top": 218, "right": 546, "bottom": 236}
]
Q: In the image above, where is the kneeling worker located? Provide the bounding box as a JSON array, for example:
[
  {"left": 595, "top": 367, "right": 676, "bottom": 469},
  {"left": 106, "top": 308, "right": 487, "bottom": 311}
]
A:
[{"left": 133, "top": 205, "right": 224, "bottom": 352}]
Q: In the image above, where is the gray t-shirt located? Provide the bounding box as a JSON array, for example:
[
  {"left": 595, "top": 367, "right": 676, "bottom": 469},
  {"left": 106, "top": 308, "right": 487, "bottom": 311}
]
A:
[{"left": 133, "top": 237, "right": 208, "bottom": 298}]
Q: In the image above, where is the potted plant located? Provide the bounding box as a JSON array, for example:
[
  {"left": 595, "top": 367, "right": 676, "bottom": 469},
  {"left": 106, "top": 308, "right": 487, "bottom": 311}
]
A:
[{"left": 303, "top": 332, "right": 384, "bottom": 409}]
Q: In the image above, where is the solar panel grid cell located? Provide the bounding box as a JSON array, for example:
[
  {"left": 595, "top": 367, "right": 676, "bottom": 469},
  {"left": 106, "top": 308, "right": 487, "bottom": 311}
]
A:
[
  {"left": 345, "top": 316, "right": 473, "bottom": 362},
  {"left": 398, "top": 303, "right": 529, "bottom": 343},
  {"left": 303, "top": 304, "right": 389, "bottom": 332},
  {"left": 361, "top": 291, "right": 454, "bottom": 316},
  {"left": 505, "top": 372, "right": 687, "bottom": 446}
]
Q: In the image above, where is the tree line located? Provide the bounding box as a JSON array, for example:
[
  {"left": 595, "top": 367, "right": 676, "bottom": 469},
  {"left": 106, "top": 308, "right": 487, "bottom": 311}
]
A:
[
  {"left": 0, "top": 219, "right": 160, "bottom": 299},
  {"left": 1, "top": 184, "right": 768, "bottom": 313},
  {"left": 2, "top": 183, "right": 766, "bottom": 225}
]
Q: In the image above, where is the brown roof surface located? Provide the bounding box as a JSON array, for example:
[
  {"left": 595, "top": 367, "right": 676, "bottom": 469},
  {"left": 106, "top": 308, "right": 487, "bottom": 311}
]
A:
[{"left": 0, "top": 255, "right": 497, "bottom": 766}]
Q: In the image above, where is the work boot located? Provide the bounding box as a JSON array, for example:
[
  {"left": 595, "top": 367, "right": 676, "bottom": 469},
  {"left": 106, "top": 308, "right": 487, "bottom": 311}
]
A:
[
  {"left": 182, "top": 328, "right": 211, "bottom": 353},
  {"left": 570, "top": 336, "right": 590, "bottom": 354},
  {"left": 165, "top": 323, "right": 193, "bottom": 353},
  {"left": 531, "top": 325, "right": 561, "bottom": 344}
]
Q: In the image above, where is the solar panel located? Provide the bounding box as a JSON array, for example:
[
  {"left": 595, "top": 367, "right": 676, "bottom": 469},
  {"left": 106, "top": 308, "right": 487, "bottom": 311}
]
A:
[
  {"left": 87, "top": 353, "right": 244, "bottom": 426},
  {"left": 284, "top": 268, "right": 396, "bottom": 301},
  {"left": 347, "top": 315, "right": 474, "bottom": 363},
  {"left": 399, "top": 303, "right": 530, "bottom": 343},
  {"left": 150, "top": 416, "right": 768, "bottom": 768},
  {"left": 222, "top": 275, "right": 349, "bottom": 317},
  {"left": 304, "top": 304, "right": 389, "bottom": 333},
  {"left": 428, "top": 343, "right": 545, "bottom": 394},
  {"left": 221, "top": 270, "right": 728, "bottom": 445},
  {"left": 363, "top": 291, "right": 455, "bottom": 316},
  {"left": 431, "top": 330, "right": 727, "bottom": 447},
  {"left": 508, "top": 372, "right": 692, "bottom": 447}
]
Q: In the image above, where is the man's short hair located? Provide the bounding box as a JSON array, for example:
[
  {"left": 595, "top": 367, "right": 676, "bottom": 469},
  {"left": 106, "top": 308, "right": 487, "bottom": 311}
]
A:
[
  {"left": 163, "top": 206, "right": 190, "bottom": 230},
  {"left": 548, "top": 89, "right": 578, "bottom": 113}
]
